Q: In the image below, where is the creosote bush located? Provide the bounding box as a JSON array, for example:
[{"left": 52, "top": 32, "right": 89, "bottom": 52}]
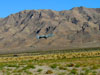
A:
[
  {"left": 75, "top": 64, "right": 80, "bottom": 68},
  {"left": 50, "top": 64, "right": 57, "bottom": 69},
  {"left": 37, "top": 69, "right": 43, "bottom": 72},
  {"left": 69, "top": 68, "right": 78, "bottom": 74},
  {"left": 22, "top": 64, "right": 35, "bottom": 70},
  {"left": 59, "top": 66, "right": 67, "bottom": 70},
  {"left": 67, "top": 63, "right": 74, "bottom": 67}
]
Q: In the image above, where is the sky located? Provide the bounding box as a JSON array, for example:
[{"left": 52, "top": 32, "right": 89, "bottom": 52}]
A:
[{"left": 0, "top": 0, "right": 100, "bottom": 18}]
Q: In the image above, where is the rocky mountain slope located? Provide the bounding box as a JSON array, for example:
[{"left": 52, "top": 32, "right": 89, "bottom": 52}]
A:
[{"left": 0, "top": 7, "right": 100, "bottom": 53}]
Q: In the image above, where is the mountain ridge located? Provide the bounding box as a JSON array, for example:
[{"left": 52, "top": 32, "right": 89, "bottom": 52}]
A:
[{"left": 0, "top": 7, "right": 100, "bottom": 54}]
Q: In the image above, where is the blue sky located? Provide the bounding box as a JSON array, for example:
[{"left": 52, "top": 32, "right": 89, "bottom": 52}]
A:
[{"left": 0, "top": 0, "right": 100, "bottom": 18}]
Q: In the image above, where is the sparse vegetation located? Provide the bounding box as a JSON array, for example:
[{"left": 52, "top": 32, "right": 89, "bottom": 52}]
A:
[
  {"left": 50, "top": 64, "right": 57, "bottom": 69},
  {"left": 0, "top": 49, "right": 99, "bottom": 74},
  {"left": 59, "top": 66, "right": 67, "bottom": 70},
  {"left": 37, "top": 69, "right": 43, "bottom": 72},
  {"left": 69, "top": 68, "right": 78, "bottom": 74},
  {"left": 45, "top": 70, "right": 53, "bottom": 74},
  {"left": 67, "top": 63, "right": 74, "bottom": 67},
  {"left": 75, "top": 64, "right": 80, "bottom": 68}
]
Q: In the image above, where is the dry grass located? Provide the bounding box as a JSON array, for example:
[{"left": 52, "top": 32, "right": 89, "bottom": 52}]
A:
[
  {"left": 0, "top": 50, "right": 100, "bottom": 62},
  {"left": 0, "top": 50, "right": 99, "bottom": 74}
]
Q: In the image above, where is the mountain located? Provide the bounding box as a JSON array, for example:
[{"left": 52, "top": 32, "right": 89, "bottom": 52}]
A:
[{"left": 0, "top": 7, "right": 100, "bottom": 54}]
